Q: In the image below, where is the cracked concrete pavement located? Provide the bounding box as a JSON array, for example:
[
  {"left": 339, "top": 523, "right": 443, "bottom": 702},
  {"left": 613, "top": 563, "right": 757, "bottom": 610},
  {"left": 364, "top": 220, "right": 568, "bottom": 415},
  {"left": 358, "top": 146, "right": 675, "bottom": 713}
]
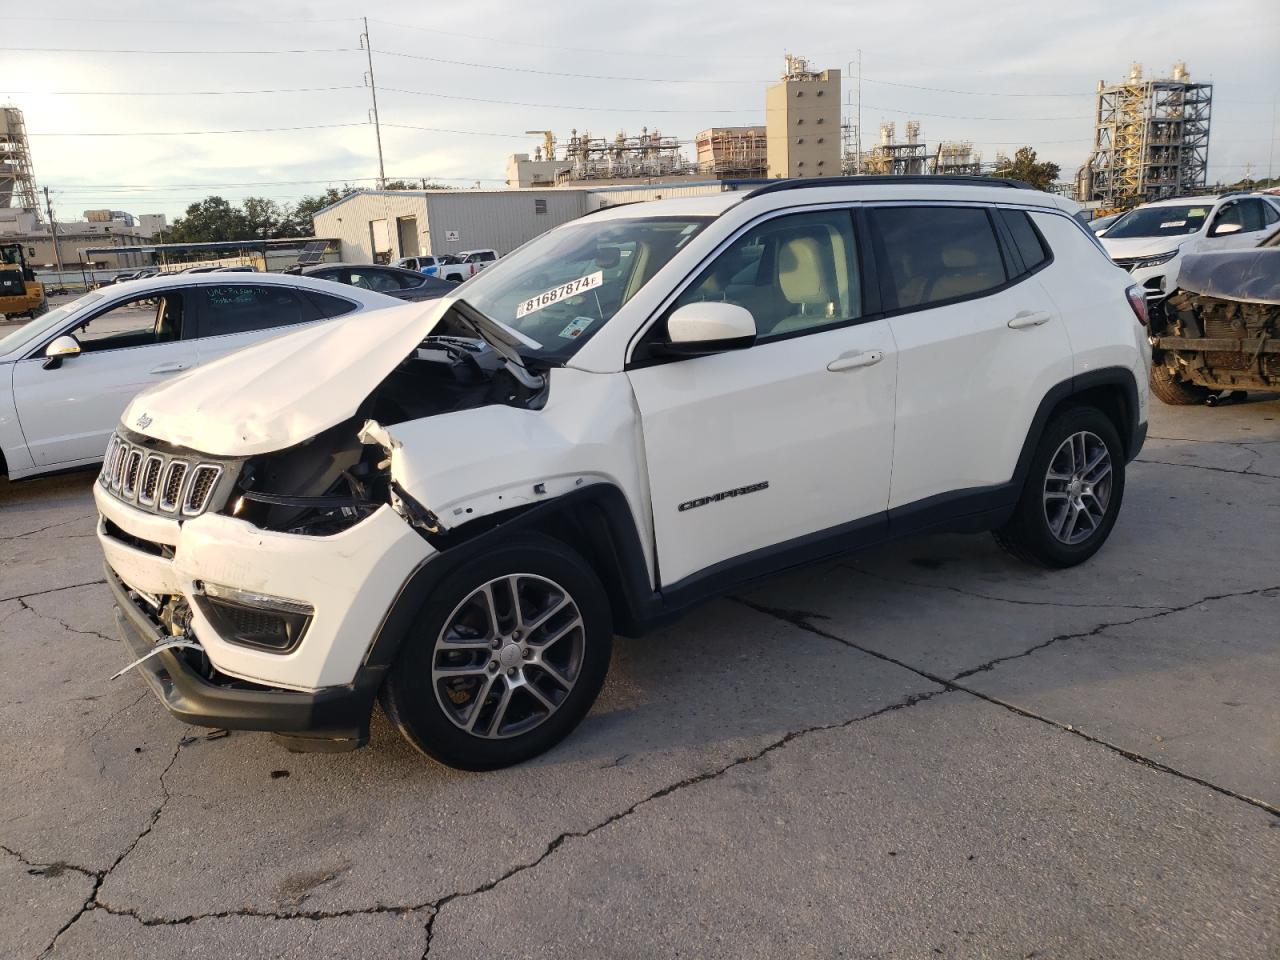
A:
[{"left": 1, "top": 397, "right": 1277, "bottom": 959}]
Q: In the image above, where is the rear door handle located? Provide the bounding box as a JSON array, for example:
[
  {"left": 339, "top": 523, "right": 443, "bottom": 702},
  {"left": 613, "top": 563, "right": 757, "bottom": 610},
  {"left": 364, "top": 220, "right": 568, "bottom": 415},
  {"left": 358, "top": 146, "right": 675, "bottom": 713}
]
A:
[
  {"left": 1008, "top": 311, "right": 1052, "bottom": 330},
  {"left": 149, "top": 362, "right": 188, "bottom": 375},
  {"left": 827, "top": 349, "right": 884, "bottom": 372}
]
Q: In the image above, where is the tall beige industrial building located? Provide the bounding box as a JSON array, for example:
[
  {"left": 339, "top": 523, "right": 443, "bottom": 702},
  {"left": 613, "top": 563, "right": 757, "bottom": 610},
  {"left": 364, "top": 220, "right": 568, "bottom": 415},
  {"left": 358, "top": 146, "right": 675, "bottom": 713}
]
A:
[{"left": 765, "top": 56, "right": 841, "bottom": 179}]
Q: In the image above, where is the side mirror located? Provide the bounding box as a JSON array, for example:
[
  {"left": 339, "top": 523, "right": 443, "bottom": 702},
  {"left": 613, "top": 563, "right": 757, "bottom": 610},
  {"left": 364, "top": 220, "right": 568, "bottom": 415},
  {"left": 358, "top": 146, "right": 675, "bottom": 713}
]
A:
[
  {"left": 659, "top": 302, "right": 757, "bottom": 357},
  {"left": 43, "top": 334, "right": 81, "bottom": 370},
  {"left": 1210, "top": 222, "right": 1243, "bottom": 237}
]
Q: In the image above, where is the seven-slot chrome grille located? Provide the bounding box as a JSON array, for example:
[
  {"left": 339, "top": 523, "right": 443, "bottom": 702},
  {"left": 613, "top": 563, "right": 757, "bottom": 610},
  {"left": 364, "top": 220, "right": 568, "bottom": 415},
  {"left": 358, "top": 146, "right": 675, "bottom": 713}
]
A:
[{"left": 100, "top": 432, "right": 227, "bottom": 517}]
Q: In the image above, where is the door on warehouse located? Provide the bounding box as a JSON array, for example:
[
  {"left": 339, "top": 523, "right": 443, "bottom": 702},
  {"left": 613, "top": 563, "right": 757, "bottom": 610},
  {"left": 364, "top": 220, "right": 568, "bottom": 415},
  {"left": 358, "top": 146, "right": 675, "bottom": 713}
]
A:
[{"left": 397, "top": 216, "right": 420, "bottom": 258}]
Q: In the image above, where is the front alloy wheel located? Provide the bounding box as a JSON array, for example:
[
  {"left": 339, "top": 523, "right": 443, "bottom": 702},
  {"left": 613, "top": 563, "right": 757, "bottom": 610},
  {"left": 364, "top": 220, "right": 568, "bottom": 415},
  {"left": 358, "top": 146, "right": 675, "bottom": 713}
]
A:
[
  {"left": 432, "top": 575, "right": 585, "bottom": 739},
  {"left": 381, "top": 534, "right": 612, "bottom": 770}
]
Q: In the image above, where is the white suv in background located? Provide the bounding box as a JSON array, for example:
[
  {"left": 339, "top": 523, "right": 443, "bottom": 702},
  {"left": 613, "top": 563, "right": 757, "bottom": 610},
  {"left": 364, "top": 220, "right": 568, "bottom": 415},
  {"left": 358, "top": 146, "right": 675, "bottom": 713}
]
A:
[
  {"left": 1100, "top": 192, "right": 1280, "bottom": 300},
  {"left": 95, "top": 177, "right": 1150, "bottom": 770}
]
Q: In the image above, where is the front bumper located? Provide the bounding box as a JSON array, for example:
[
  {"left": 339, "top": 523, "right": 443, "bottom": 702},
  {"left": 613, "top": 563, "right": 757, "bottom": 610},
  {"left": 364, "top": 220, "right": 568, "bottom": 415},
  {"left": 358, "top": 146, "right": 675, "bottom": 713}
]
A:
[
  {"left": 95, "top": 482, "right": 434, "bottom": 691},
  {"left": 108, "top": 564, "right": 381, "bottom": 749}
]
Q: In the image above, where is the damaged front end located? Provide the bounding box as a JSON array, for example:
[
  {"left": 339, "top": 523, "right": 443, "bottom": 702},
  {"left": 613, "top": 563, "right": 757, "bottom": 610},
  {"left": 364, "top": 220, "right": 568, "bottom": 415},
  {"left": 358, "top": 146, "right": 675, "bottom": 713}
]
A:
[
  {"left": 1151, "top": 248, "right": 1280, "bottom": 392},
  {"left": 221, "top": 331, "right": 546, "bottom": 539}
]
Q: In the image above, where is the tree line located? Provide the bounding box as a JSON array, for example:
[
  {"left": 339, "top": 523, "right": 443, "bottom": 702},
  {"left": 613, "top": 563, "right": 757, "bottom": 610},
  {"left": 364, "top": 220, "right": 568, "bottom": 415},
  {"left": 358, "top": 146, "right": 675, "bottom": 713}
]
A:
[{"left": 161, "top": 181, "right": 455, "bottom": 244}]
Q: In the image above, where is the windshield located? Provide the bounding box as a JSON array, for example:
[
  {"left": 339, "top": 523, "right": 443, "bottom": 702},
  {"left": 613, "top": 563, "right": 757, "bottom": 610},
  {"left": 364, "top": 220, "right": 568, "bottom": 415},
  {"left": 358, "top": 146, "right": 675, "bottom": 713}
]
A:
[
  {"left": 1105, "top": 204, "right": 1211, "bottom": 239},
  {"left": 0, "top": 292, "right": 104, "bottom": 356},
  {"left": 458, "top": 215, "right": 709, "bottom": 360}
]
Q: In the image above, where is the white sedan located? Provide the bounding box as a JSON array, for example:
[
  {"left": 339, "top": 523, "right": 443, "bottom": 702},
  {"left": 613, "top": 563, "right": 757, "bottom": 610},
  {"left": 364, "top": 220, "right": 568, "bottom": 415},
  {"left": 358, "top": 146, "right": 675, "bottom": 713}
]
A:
[{"left": 0, "top": 272, "right": 400, "bottom": 479}]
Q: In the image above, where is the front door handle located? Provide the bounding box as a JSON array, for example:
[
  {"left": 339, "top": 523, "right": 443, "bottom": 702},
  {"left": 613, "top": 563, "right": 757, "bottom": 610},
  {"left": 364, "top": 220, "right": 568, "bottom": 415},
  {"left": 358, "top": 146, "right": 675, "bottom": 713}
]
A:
[
  {"left": 827, "top": 349, "right": 884, "bottom": 372},
  {"left": 1008, "top": 311, "right": 1052, "bottom": 329},
  {"left": 149, "top": 362, "right": 188, "bottom": 375}
]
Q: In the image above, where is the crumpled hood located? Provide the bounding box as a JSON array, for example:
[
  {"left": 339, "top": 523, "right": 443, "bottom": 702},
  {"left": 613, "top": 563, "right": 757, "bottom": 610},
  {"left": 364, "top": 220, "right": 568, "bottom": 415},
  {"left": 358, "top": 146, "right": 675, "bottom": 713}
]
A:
[
  {"left": 122, "top": 297, "right": 450, "bottom": 456},
  {"left": 1100, "top": 235, "right": 1193, "bottom": 259},
  {"left": 1176, "top": 248, "right": 1280, "bottom": 305}
]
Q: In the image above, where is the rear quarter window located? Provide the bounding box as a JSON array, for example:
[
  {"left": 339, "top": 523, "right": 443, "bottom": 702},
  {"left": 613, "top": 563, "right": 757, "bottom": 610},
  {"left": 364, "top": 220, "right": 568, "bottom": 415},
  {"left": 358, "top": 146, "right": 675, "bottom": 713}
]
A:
[{"left": 1000, "top": 209, "right": 1051, "bottom": 272}]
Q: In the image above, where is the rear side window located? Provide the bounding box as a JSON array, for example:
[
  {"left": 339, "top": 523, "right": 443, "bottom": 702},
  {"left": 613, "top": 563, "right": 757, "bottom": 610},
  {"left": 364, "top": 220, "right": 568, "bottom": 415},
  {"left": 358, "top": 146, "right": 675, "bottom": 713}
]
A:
[
  {"left": 304, "top": 290, "right": 361, "bottom": 319},
  {"left": 197, "top": 285, "right": 318, "bottom": 337},
  {"left": 1264, "top": 203, "right": 1280, "bottom": 226},
  {"left": 1000, "top": 209, "right": 1050, "bottom": 272},
  {"left": 870, "top": 206, "right": 1006, "bottom": 310}
]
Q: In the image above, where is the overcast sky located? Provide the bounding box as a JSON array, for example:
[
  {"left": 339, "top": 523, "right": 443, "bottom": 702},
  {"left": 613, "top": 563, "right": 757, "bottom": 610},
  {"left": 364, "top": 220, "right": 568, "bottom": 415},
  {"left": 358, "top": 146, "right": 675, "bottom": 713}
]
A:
[{"left": 2, "top": 0, "right": 1277, "bottom": 222}]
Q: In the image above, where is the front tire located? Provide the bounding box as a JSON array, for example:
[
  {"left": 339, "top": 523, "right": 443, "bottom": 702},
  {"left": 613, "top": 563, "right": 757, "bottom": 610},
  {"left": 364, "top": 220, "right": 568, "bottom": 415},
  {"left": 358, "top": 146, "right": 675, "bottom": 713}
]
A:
[
  {"left": 381, "top": 534, "right": 612, "bottom": 770},
  {"left": 1149, "top": 357, "right": 1211, "bottom": 406},
  {"left": 993, "top": 406, "right": 1125, "bottom": 568}
]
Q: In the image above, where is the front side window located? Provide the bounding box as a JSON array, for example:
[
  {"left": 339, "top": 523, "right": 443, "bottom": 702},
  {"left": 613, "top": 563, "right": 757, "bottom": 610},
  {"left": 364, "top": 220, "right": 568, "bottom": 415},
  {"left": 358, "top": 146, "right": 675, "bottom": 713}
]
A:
[
  {"left": 1237, "top": 199, "right": 1266, "bottom": 233},
  {"left": 198, "top": 285, "right": 316, "bottom": 337},
  {"left": 669, "top": 209, "right": 861, "bottom": 342},
  {"left": 459, "top": 215, "right": 709, "bottom": 361},
  {"left": 871, "top": 206, "right": 1006, "bottom": 310},
  {"left": 1106, "top": 204, "right": 1211, "bottom": 238},
  {"left": 74, "top": 292, "right": 187, "bottom": 353}
]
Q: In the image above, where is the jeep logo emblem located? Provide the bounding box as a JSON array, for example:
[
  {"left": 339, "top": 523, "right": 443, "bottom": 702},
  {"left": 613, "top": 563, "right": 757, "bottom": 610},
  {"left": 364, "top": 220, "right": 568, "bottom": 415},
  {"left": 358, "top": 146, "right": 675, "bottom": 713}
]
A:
[{"left": 136, "top": 413, "right": 152, "bottom": 429}]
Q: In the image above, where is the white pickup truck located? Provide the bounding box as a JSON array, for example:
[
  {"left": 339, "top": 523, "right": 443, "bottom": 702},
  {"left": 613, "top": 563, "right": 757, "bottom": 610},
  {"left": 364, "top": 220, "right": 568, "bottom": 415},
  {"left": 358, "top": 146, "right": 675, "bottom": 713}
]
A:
[{"left": 439, "top": 249, "right": 498, "bottom": 283}]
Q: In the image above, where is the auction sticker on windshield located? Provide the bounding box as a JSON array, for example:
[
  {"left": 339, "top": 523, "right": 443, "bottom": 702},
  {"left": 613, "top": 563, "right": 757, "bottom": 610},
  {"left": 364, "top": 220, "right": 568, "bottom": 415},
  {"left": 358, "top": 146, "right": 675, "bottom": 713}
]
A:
[{"left": 516, "top": 271, "right": 603, "bottom": 319}]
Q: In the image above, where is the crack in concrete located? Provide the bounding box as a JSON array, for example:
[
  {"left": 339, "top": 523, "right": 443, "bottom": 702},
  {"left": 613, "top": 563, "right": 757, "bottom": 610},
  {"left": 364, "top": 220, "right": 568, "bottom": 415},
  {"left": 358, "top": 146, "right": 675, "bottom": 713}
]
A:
[
  {"left": 43, "top": 688, "right": 947, "bottom": 955},
  {"left": 37, "top": 732, "right": 190, "bottom": 959},
  {"left": 736, "top": 598, "right": 1280, "bottom": 820},
  {"left": 1148, "top": 434, "right": 1280, "bottom": 446},
  {"left": 950, "top": 582, "right": 1280, "bottom": 681},
  {"left": 0, "top": 579, "right": 107, "bottom": 606},
  {"left": 86, "top": 691, "right": 152, "bottom": 778},
  {"left": 1136, "top": 457, "right": 1280, "bottom": 480},
  {"left": 842, "top": 564, "right": 1172, "bottom": 611},
  {"left": 17, "top": 596, "right": 116, "bottom": 645},
  {"left": 0, "top": 844, "right": 98, "bottom": 881},
  {"left": 0, "top": 515, "right": 96, "bottom": 543},
  {"left": 417, "top": 685, "right": 948, "bottom": 958}
]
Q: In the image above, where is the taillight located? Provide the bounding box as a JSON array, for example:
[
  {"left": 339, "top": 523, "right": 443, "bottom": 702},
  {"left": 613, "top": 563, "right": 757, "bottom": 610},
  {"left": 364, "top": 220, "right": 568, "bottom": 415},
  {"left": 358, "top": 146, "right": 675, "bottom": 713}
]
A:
[{"left": 1125, "top": 284, "right": 1148, "bottom": 326}]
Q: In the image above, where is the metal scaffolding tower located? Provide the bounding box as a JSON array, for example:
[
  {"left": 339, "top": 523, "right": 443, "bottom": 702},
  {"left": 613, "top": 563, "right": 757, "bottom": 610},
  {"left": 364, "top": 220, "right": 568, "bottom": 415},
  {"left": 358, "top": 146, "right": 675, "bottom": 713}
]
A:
[
  {"left": 1082, "top": 62, "right": 1212, "bottom": 207},
  {"left": 0, "top": 106, "right": 40, "bottom": 214},
  {"left": 861, "top": 121, "right": 929, "bottom": 176}
]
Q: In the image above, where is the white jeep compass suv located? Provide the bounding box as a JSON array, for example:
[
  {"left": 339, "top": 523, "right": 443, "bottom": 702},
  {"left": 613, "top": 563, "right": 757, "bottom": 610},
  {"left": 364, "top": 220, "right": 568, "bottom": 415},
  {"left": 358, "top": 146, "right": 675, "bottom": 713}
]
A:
[{"left": 95, "top": 177, "right": 1151, "bottom": 769}]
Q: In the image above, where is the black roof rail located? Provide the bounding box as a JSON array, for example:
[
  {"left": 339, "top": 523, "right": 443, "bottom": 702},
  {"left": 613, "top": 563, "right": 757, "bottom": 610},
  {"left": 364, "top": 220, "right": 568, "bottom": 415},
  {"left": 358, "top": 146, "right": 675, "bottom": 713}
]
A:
[{"left": 743, "top": 175, "right": 1035, "bottom": 199}]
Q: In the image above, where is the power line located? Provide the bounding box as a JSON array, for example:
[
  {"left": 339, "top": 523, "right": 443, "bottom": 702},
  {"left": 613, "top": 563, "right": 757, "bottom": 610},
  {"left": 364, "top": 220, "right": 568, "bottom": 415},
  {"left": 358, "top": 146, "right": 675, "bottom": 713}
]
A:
[
  {"left": 0, "top": 45, "right": 358, "bottom": 55},
  {"left": 368, "top": 19, "right": 775, "bottom": 62},
  {"left": 27, "top": 122, "right": 366, "bottom": 137},
  {"left": 380, "top": 86, "right": 756, "bottom": 114},
  {"left": 2, "top": 85, "right": 364, "bottom": 96},
  {"left": 375, "top": 49, "right": 764, "bottom": 83}
]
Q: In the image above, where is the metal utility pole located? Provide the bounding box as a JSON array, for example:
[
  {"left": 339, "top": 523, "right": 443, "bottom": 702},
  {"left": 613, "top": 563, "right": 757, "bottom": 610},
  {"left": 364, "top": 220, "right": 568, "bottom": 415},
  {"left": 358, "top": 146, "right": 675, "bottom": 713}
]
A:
[
  {"left": 42, "top": 186, "right": 64, "bottom": 274},
  {"left": 360, "top": 17, "right": 386, "bottom": 189},
  {"left": 855, "top": 49, "right": 863, "bottom": 175}
]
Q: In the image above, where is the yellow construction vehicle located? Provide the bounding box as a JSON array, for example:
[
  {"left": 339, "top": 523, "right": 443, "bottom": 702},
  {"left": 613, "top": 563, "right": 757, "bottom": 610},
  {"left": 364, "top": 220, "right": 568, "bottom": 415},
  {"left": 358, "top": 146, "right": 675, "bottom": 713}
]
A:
[{"left": 0, "top": 241, "right": 47, "bottom": 319}]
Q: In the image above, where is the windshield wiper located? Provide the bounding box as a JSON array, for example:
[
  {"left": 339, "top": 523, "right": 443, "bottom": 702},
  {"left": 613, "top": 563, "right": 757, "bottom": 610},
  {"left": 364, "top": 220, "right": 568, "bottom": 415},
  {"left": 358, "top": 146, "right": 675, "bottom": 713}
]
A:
[{"left": 450, "top": 299, "right": 546, "bottom": 389}]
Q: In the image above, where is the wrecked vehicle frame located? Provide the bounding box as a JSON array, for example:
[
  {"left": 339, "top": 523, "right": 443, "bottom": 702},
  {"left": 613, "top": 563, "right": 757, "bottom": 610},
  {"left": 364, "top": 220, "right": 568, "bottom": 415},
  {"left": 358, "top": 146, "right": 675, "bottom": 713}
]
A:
[{"left": 1149, "top": 244, "right": 1280, "bottom": 398}]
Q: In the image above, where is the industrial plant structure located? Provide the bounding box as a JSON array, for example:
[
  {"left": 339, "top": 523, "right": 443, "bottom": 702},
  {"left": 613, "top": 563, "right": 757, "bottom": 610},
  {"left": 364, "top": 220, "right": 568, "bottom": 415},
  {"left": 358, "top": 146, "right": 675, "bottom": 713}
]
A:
[
  {"left": 1080, "top": 62, "right": 1212, "bottom": 207},
  {"left": 930, "top": 141, "right": 984, "bottom": 177},
  {"left": 765, "top": 55, "right": 841, "bottom": 179},
  {"left": 696, "top": 127, "right": 768, "bottom": 179},
  {"left": 1, "top": 106, "right": 39, "bottom": 214},
  {"left": 859, "top": 122, "right": 929, "bottom": 176}
]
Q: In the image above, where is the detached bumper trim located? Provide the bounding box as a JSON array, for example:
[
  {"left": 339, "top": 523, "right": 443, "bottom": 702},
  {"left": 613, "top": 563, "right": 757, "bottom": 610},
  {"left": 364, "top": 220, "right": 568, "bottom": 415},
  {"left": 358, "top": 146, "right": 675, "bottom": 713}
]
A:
[{"left": 107, "top": 564, "right": 381, "bottom": 748}]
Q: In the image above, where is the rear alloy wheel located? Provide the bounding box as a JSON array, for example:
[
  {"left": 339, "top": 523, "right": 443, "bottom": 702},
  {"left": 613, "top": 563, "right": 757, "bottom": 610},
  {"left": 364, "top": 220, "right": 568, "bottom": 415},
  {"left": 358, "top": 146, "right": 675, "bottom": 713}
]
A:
[
  {"left": 994, "top": 406, "right": 1125, "bottom": 568},
  {"left": 381, "top": 534, "right": 611, "bottom": 770}
]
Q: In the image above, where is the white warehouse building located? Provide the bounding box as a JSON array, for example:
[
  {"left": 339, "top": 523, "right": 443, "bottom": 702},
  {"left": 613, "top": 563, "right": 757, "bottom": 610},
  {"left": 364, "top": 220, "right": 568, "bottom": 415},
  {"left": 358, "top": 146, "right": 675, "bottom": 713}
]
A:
[{"left": 312, "top": 182, "right": 759, "bottom": 264}]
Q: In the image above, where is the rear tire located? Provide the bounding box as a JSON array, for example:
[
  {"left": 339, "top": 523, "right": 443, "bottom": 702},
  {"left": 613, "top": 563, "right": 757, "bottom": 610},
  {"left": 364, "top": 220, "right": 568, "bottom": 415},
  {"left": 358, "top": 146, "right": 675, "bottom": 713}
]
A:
[
  {"left": 993, "top": 406, "right": 1125, "bottom": 568},
  {"left": 1150, "top": 358, "right": 1211, "bottom": 406},
  {"left": 381, "top": 534, "right": 612, "bottom": 770}
]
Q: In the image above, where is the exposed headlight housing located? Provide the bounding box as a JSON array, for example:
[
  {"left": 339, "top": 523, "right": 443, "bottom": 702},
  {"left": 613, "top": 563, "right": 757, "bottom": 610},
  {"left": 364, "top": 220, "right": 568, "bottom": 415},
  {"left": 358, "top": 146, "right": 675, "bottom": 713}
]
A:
[{"left": 193, "top": 582, "right": 313, "bottom": 653}]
